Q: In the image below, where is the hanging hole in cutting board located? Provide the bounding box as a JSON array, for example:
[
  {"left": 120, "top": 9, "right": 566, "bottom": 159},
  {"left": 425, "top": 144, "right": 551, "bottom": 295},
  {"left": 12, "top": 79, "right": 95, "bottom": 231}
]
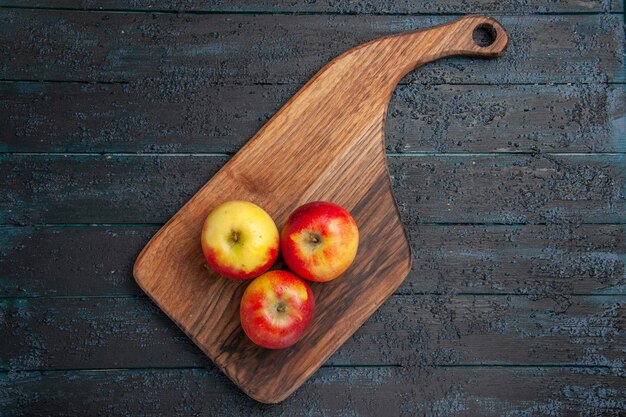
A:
[{"left": 472, "top": 23, "right": 497, "bottom": 47}]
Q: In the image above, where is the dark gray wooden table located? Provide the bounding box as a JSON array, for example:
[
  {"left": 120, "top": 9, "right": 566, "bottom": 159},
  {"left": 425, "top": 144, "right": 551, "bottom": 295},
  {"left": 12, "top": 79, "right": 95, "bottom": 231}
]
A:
[{"left": 1, "top": 1, "right": 625, "bottom": 415}]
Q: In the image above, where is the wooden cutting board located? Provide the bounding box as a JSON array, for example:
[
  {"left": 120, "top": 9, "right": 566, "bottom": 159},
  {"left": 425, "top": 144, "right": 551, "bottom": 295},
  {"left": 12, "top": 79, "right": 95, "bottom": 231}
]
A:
[{"left": 134, "top": 15, "right": 508, "bottom": 404}]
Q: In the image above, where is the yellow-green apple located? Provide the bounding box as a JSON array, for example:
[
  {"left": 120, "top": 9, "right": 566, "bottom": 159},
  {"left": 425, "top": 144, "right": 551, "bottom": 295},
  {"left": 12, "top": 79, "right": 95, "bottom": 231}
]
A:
[
  {"left": 240, "top": 270, "right": 315, "bottom": 349},
  {"left": 281, "top": 201, "right": 359, "bottom": 282},
  {"left": 201, "top": 201, "right": 279, "bottom": 280}
]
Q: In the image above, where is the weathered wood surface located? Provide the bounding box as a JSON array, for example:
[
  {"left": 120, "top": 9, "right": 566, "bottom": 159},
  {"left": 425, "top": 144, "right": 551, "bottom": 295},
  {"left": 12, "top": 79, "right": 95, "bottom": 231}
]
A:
[
  {"left": 1, "top": 1, "right": 625, "bottom": 413},
  {"left": 1, "top": 12, "right": 624, "bottom": 84},
  {"left": 2, "top": 82, "right": 624, "bottom": 153},
  {"left": 2, "top": 295, "right": 623, "bottom": 370},
  {"left": 2, "top": 367, "right": 624, "bottom": 417},
  {"left": 2, "top": 224, "right": 624, "bottom": 297},
  {"left": 2, "top": 154, "right": 624, "bottom": 225},
  {"left": 1, "top": 0, "right": 623, "bottom": 13}
]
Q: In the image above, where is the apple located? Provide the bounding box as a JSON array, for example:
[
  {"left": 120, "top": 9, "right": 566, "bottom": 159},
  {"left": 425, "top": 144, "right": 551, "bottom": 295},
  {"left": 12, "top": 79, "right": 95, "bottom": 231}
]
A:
[
  {"left": 240, "top": 270, "right": 315, "bottom": 349},
  {"left": 281, "top": 201, "right": 359, "bottom": 282},
  {"left": 201, "top": 200, "right": 279, "bottom": 280}
]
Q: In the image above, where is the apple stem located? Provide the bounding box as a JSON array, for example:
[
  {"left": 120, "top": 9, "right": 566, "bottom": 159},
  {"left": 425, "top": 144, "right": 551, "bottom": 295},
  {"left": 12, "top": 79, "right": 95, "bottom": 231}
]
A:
[
  {"left": 231, "top": 230, "right": 239, "bottom": 242},
  {"left": 308, "top": 231, "right": 321, "bottom": 245},
  {"left": 276, "top": 300, "right": 287, "bottom": 313}
]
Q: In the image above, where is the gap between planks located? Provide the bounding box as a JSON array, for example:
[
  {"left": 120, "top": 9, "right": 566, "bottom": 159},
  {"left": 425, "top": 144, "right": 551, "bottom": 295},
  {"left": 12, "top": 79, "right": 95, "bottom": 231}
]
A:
[
  {"left": 1, "top": 79, "right": 625, "bottom": 86},
  {"left": 0, "top": 5, "right": 623, "bottom": 16},
  {"left": 0, "top": 364, "right": 616, "bottom": 374},
  {"left": 2, "top": 152, "right": 625, "bottom": 157},
  {"left": 2, "top": 221, "right": 626, "bottom": 226},
  {"left": 1, "top": 293, "right": 623, "bottom": 300}
]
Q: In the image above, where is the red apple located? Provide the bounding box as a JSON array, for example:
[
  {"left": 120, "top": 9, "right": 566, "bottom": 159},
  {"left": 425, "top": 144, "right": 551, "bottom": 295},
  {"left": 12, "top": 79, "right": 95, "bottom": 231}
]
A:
[
  {"left": 201, "top": 201, "right": 279, "bottom": 280},
  {"left": 281, "top": 201, "right": 359, "bottom": 282},
  {"left": 240, "top": 270, "right": 315, "bottom": 349}
]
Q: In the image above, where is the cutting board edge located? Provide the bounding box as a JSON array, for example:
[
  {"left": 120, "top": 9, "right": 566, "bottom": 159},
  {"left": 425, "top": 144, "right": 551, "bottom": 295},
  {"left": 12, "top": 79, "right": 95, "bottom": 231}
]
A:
[
  {"left": 233, "top": 253, "right": 413, "bottom": 404},
  {"left": 131, "top": 96, "right": 416, "bottom": 404},
  {"left": 132, "top": 207, "right": 413, "bottom": 405}
]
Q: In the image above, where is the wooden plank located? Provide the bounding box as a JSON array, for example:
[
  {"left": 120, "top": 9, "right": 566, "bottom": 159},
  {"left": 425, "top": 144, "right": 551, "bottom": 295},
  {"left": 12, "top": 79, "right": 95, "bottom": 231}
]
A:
[
  {"left": 2, "top": 295, "right": 623, "bottom": 370},
  {"left": 2, "top": 154, "right": 624, "bottom": 225},
  {"left": 388, "top": 83, "right": 626, "bottom": 154},
  {"left": 403, "top": 224, "right": 626, "bottom": 295},
  {"left": 391, "top": 154, "right": 626, "bottom": 224},
  {"left": 0, "top": 226, "right": 152, "bottom": 297},
  {"left": 1, "top": 367, "right": 624, "bottom": 416},
  {"left": 1, "top": 12, "right": 623, "bottom": 84},
  {"left": 0, "top": 0, "right": 615, "bottom": 13},
  {"left": 2, "top": 82, "right": 624, "bottom": 153},
  {"left": 2, "top": 224, "right": 624, "bottom": 297},
  {"left": 0, "top": 154, "right": 229, "bottom": 225}
]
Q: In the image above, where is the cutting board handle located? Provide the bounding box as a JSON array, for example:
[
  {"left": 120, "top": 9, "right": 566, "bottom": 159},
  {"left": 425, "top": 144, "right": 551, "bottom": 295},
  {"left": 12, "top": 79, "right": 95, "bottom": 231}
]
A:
[
  {"left": 320, "top": 15, "right": 509, "bottom": 102},
  {"left": 378, "top": 15, "right": 509, "bottom": 84},
  {"left": 413, "top": 15, "right": 509, "bottom": 59},
  {"left": 294, "top": 16, "right": 509, "bottom": 126}
]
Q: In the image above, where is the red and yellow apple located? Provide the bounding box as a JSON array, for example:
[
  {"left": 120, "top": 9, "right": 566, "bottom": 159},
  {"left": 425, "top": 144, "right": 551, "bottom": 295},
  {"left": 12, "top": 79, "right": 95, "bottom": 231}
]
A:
[
  {"left": 240, "top": 270, "right": 315, "bottom": 349},
  {"left": 201, "top": 201, "right": 279, "bottom": 280},
  {"left": 281, "top": 201, "right": 359, "bottom": 282}
]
